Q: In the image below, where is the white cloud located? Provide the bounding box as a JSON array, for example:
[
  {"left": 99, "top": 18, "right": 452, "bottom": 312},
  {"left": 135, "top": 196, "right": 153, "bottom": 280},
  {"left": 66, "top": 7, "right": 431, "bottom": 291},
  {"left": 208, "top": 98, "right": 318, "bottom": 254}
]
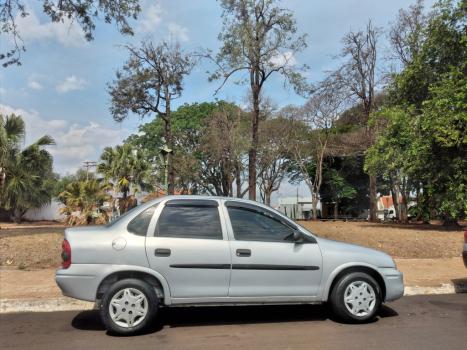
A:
[
  {"left": 0, "top": 104, "right": 129, "bottom": 174},
  {"left": 138, "top": 4, "right": 163, "bottom": 33},
  {"left": 56, "top": 75, "right": 87, "bottom": 93},
  {"left": 15, "top": 8, "right": 86, "bottom": 47},
  {"left": 28, "top": 77, "right": 43, "bottom": 90},
  {"left": 0, "top": 87, "right": 5, "bottom": 95},
  {"left": 270, "top": 51, "right": 297, "bottom": 68},
  {"left": 167, "top": 22, "right": 189, "bottom": 42}
]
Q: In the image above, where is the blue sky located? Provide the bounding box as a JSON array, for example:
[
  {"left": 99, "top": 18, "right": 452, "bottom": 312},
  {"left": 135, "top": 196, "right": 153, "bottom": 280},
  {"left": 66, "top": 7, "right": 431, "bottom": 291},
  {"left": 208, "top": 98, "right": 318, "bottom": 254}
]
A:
[{"left": 0, "top": 0, "right": 435, "bottom": 199}]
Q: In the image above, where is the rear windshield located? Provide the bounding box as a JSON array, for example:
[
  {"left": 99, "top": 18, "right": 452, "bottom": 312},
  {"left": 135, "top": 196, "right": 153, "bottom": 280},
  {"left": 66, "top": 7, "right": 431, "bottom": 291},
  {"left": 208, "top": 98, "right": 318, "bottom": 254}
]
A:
[{"left": 106, "top": 204, "right": 146, "bottom": 227}]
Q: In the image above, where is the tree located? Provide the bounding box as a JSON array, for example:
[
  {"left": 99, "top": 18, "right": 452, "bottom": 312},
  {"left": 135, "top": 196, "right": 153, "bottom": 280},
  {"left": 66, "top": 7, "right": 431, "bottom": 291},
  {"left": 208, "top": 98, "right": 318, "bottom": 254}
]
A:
[
  {"left": 332, "top": 20, "right": 381, "bottom": 222},
  {"left": 257, "top": 117, "right": 291, "bottom": 206},
  {"left": 0, "top": 113, "right": 55, "bottom": 222},
  {"left": 125, "top": 101, "right": 248, "bottom": 196},
  {"left": 1, "top": 0, "right": 141, "bottom": 67},
  {"left": 389, "top": 0, "right": 428, "bottom": 67},
  {"left": 108, "top": 41, "right": 195, "bottom": 195},
  {"left": 365, "top": 106, "right": 416, "bottom": 223},
  {"left": 208, "top": 0, "right": 310, "bottom": 200},
  {"left": 299, "top": 81, "right": 345, "bottom": 219},
  {"left": 97, "top": 144, "right": 152, "bottom": 211},
  {"left": 322, "top": 168, "right": 357, "bottom": 219},
  {"left": 368, "top": 0, "right": 466, "bottom": 224},
  {"left": 58, "top": 174, "right": 111, "bottom": 225}
]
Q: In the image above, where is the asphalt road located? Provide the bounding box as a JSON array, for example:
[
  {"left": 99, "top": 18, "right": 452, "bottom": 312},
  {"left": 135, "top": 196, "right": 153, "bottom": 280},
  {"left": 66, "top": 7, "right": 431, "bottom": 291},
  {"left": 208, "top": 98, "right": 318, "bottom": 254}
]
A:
[{"left": 1, "top": 294, "right": 466, "bottom": 350}]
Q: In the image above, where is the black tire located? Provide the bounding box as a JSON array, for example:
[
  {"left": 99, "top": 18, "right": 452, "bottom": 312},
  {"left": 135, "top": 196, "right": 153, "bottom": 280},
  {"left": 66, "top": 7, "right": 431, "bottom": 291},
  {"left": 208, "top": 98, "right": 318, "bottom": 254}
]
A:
[
  {"left": 330, "top": 272, "right": 382, "bottom": 323},
  {"left": 99, "top": 278, "right": 159, "bottom": 335}
]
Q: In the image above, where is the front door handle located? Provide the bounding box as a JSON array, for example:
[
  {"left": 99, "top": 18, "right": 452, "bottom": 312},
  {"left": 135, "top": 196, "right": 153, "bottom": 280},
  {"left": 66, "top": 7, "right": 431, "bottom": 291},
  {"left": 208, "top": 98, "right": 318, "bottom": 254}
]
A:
[
  {"left": 236, "top": 249, "right": 251, "bottom": 257},
  {"left": 155, "top": 248, "right": 171, "bottom": 257}
]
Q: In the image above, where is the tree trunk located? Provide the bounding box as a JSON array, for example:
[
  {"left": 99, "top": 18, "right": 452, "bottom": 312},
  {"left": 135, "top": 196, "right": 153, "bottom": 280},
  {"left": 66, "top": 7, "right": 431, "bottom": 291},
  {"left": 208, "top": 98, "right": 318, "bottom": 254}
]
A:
[
  {"left": 165, "top": 95, "right": 175, "bottom": 195},
  {"left": 265, "top": 190, "right": 272, "bottom": 207},
  {"left": 235, "top": 161, "right": 242, "bottom": 198},
  {"left": 334, "top": 201, "right": 338, "bottom": 220},
  {"left": 399, "top": 198, "right": 408, "bottom": 224},
  {"left": 369, "top": 174, "right": 378, "bottom": 222},
  {"left": 248, "top": 87, "right": 260, "bottom": 201},
  {"left": 312, "top": 193, "right": 318, "bottom": 221}
]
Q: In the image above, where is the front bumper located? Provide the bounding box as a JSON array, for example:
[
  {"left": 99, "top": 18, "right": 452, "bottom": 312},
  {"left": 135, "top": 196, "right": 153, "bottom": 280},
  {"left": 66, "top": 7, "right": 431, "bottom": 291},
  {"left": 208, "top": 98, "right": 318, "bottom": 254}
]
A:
[{"left": 379, "top": 267, "right": 404, "bottom": 302}]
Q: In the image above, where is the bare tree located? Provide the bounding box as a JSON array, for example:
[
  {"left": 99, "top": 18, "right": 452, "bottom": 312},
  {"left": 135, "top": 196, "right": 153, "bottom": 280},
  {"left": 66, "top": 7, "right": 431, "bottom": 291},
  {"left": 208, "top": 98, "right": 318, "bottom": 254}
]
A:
[
  {"left": 208, "top": 0, "right": 310, "bottom": 201},
  {"left": 257, "top": 117, "right": 291, "bottom": 206},
  {"left": 302, "top": 81, "right": 345, "bottom": 220},
  {"left": 199, "top": 105, "right": 249, "bottom": 197},
  {"left": 389, "top": 0, "right": 428, "bottom": 67},
  {"left": 108, "top": 41, "right": 194, "bottom": 195},
  {"left": 332, "top": 20, "right": 381, "bottom": 222}
]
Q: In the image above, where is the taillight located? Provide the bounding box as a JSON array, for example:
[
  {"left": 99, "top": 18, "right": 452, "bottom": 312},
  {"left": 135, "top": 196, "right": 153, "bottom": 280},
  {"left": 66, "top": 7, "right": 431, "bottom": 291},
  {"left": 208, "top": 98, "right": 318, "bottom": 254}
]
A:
[{"left": 61, "top": 239, "right": 71, "bottom": 269}]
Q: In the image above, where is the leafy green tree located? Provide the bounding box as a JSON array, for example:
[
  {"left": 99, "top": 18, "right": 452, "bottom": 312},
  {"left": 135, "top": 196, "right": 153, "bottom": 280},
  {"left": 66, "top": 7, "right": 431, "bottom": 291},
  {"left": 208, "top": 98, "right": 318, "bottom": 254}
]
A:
[
  {"left": 322, "top": 168, "right": 357, "bottom": 219},
  {"left": 208, "top": 0, "right": 310, "bottom": 200},
  {"left": 418, "top": 66, "right": 466, "bottom": 221},
  {"left": 365, "top": 106, "right": 416, "bottom": 223},
  {"left": 0, "top": 114, "right": 55, "bottom": 222},
  {"left": 1, "top": 0, "right": 141, "bottom": 67},
  {"left": 126, "top": 101, "right": 249, "bottom": 196},
  {"left": 368, "top": 0, "right": 466, "bottom": 223},
  {"left": 108, "top": 41, "right": 194, "bottom": 195}
]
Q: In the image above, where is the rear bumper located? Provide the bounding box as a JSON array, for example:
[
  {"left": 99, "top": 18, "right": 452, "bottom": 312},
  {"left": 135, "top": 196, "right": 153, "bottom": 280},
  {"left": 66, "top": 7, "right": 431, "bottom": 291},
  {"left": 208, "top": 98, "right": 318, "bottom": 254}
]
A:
[
  {"left": 56, "top": 265, "right": 99, "bottom": 302},
  {"left": 379, "top": 267, "right": 404, "bottom": 302}
]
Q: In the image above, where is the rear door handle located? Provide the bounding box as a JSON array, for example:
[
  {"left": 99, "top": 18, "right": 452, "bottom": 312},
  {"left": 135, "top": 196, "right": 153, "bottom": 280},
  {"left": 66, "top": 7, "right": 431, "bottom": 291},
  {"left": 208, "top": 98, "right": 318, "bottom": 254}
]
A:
[
  {"left": 155, "top": 248, "right": 171, "bottom": 257},
  {"left": 236, "top": 249, "right": 251, "bottom": 257}
]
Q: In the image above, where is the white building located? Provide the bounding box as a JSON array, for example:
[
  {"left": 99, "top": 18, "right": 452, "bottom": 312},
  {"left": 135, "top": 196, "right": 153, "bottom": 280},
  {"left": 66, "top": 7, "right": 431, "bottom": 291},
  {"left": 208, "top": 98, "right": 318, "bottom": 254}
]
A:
[{"left": 276, "top": 196, "right": 322, "bottom": 220}]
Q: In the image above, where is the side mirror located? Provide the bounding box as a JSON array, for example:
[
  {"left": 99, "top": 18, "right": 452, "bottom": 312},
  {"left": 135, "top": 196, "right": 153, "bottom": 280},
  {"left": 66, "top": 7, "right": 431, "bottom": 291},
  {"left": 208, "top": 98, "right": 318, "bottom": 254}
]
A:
[
  {"left": 292, "top": 229, "right": 317, "bottom": 244},
  {"left": 293, "top": 230, "right": 304, "bottom": 243}
]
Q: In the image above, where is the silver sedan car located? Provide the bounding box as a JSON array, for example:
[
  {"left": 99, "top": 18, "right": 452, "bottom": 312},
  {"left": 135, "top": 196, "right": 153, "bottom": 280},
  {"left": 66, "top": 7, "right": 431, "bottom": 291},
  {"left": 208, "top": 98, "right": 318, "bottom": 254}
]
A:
[{"left": 56, "top": 196, "right": 404, "bottom": 335}]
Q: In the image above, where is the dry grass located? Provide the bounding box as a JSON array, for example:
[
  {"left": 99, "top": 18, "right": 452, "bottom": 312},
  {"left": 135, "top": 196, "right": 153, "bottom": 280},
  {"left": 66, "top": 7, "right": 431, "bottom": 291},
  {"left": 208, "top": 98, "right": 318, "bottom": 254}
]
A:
[
  {"left": 0, "top": 224, "right": 64, "bottom": 268},
  {"left": 299, "top": 221, "right": 464, "bottom": 259},
  {"left": 0, "top": 221, "right": 464, "bottom": 269}
]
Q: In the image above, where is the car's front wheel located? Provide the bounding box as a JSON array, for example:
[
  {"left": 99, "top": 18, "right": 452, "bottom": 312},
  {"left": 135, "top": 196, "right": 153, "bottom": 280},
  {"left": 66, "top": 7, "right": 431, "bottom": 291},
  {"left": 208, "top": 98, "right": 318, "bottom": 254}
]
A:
[
  {"left": 330, "top": 272, "right": 382, "bottom": 323},
  {"left": 100, "top": 278, "right": 158, "bottom": 335}
]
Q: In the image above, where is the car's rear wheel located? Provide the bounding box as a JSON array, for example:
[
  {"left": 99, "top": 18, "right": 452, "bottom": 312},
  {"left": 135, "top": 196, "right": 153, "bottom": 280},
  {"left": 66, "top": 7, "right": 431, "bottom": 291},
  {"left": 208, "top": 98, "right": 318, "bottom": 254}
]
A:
[
  {"left": 330, "top": 272, "right": 382, "bottom": 323},
  {"left": 100, "top": 278, "right": 158, "bottom": 335}
]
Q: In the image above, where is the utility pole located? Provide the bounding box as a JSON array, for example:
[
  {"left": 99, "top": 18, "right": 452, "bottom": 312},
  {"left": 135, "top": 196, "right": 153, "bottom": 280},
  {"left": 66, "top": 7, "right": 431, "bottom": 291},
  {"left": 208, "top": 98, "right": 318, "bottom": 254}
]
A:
[{"left": 82, "top": 161, "right": 97, "bottom": 180}]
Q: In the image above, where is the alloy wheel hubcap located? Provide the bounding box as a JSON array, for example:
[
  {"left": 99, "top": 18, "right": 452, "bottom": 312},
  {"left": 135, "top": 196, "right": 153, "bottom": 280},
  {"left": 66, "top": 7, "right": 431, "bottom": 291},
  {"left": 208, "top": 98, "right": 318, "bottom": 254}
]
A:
[
  {"left": 344, "top": 281, "right": 376, "bottom": 317},
  {"left": 109, "top": 288, "right": 148, "bottom": 328}
]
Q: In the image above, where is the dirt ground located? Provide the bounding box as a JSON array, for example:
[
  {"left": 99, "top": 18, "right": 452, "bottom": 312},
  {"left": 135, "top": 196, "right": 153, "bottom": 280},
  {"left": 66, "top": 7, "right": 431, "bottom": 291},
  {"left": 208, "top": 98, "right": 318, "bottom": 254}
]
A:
[
  {"left": 0, "top": 223, "right": 64, "bottom": 268},
  {"left": 0, "top": 220, "right": 464, "bottom": 269},
  {"left": 299, "top": 221, "right": 464, "bottom": 259}
]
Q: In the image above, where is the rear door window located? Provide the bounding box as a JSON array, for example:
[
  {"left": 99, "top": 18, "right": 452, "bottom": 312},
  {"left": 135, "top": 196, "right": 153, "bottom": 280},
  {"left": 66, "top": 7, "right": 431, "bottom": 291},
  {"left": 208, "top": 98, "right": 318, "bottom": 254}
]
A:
[{"left": 155, "top": 200, "right": 222, "bottom": 240}]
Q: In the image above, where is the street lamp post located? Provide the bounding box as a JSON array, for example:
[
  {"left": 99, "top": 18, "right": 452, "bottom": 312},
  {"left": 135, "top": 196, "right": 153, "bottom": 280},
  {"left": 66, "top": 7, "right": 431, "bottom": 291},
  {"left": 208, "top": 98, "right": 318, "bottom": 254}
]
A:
[{"left": 159, "top": 145, "right": 172, "bottom": 195}]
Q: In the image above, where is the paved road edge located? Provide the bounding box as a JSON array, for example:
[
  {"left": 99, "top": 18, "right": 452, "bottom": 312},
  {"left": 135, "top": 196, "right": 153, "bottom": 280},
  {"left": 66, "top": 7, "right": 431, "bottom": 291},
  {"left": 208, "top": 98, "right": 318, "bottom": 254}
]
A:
[{"left": 2, "top": 283, "right": 466, "bottom": 314}]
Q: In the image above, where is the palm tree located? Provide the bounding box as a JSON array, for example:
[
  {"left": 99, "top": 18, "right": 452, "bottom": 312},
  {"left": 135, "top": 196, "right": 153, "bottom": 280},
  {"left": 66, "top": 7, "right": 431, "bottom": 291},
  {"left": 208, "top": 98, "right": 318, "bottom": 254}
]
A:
[
  {"left": 58, "top": 177, "right": 111, "bottom": 225},
  {"left": 98, "top": 144, "right": 152, "bottom": 213},
  {"left": 0, "top": 114, "right": 56, "bottom": 222}
]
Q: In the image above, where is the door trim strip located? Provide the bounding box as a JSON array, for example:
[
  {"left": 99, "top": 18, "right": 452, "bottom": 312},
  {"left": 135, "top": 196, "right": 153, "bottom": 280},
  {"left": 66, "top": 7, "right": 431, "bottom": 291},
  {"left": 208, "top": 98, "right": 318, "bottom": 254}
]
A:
[
  {"left": 232, "top": 264, "right": 320, "bottom": 271},
  {"left": 170, "top": 264, "right": 231, "bottom": 269},
  {"left": 169, "top": 264, "right": 320, "bottom": 271}
]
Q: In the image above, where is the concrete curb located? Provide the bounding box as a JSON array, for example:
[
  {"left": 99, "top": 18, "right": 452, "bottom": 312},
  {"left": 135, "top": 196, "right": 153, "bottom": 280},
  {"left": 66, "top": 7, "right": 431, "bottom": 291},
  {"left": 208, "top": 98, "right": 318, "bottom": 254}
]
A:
[
  {"left": 1, "top": 284, "right": 466, "bottom": 314},
  {"left": 0, "top": 298, "right": 94, "bottom": 314}
]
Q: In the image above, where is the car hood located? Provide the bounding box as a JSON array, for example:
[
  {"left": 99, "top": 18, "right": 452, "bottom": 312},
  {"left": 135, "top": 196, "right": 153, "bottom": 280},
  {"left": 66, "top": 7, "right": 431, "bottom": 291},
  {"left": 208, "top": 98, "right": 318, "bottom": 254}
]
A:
[{"left": 316, "top": 236, "right": 396, "bottom": 268}]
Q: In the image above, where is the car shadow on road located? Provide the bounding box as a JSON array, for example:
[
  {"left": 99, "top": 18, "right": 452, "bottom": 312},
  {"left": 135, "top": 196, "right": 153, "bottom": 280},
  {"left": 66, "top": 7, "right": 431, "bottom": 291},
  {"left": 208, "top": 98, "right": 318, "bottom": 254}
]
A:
[{"left": 71, "top": 303, "right": 398, "bottom": 336}]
